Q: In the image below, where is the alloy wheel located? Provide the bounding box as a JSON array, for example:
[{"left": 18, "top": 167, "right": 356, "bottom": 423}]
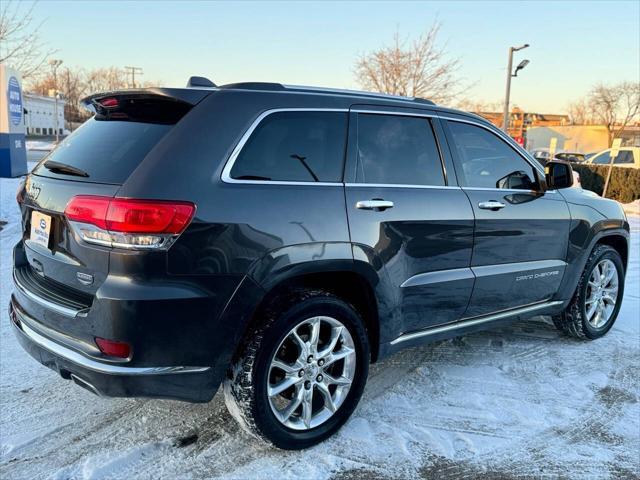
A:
[
  {"left": 585, "top": 259, "right": 619, "bottom": 328},
  {"left": 267, "top": 316, "right": 356, "bottom": 430}
]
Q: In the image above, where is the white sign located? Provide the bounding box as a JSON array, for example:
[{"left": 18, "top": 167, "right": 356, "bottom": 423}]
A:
[
  {"left": 549, "top": 137, "right": 558, "bottom": 158},
  {"left": 610, "top": 138, "right": 622, "bottom": 160}
]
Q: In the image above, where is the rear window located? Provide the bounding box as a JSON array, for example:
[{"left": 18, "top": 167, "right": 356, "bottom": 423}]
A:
[
  {"left": 33, "top": 96, "right": 192, "bottom": 185},
  {"left": 33, "top": 118, "right": 172, "bottom": 184},
  {"left": 229, "top": 111, "right": 347, "bottom": 182}
]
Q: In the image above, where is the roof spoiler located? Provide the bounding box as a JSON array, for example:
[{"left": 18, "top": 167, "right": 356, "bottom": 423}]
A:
[{"left": 81, "top": 87, "right": 213, "bottom": 112}]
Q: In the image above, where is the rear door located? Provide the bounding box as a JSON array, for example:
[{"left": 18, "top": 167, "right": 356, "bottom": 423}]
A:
[
  {"left": 441, "top": 116, "right": 571, "bottom": 318},
  {"left": 344, "top": 107, "right": 474, "bottom": 339}
]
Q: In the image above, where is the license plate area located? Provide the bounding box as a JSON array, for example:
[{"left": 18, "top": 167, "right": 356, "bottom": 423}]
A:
[{"left": 30, "top": 211, "right": 52, "bottom": 250}]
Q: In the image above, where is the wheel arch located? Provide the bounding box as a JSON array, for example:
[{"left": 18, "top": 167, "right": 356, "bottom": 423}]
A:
[{"left": 241, "top": 247, "right": 382, "bottom": 363}]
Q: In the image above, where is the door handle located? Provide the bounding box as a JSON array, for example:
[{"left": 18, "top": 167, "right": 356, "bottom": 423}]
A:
[
  {"left": 356, "top": 200, "right": 394, "bottom": 211},
  {"left": 478, "top": 200, "right": 506, "bottom": 211}
]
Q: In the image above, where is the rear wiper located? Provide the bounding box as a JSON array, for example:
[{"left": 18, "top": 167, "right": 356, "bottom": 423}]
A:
[
  {"left": 43, "top": 160, "right": 89, "bottom": 178},
  {"left": 290, "top": 154, "right": 319, "bottom": 182}
]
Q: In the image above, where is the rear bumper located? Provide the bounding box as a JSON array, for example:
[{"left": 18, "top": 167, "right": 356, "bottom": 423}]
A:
[{"left": 9, "top": 297, "right": 223, "bottom": 402}]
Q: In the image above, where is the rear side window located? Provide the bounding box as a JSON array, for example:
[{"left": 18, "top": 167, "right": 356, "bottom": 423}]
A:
[
  {"left": 355, "top": 114, "right": 444, "bottom": 186},
  {"left": 614, "top": 151, "right": 634, "bottom": 164},
  {"left": 33, "top": 119, "right": 172, "bottom": 184},
  {"left": 230, "top": 111, "right": 347, "bottom": 182}
]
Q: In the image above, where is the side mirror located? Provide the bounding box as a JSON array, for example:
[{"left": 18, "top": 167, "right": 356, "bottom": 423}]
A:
[{"left": 544, "top": 160, "right": 574, "bottom": 190}]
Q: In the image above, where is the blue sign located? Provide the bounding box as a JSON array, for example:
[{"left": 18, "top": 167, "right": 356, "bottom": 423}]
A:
[{"left": 8, "top": 76, "right": 22, "bottom": 126}]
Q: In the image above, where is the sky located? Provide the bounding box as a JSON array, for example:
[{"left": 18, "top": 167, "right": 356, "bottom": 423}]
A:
[{"left": 24, "top": 0, "right": 640, "bottom": 112}]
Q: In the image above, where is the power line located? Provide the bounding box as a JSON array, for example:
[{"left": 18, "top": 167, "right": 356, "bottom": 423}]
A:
[{"left": 124, "top": 66, "right": 144, "bottom": 88}]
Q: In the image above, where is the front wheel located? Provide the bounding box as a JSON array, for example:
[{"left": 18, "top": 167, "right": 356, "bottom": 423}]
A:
[
  {"left": 553, "top": 244, "right": 625, "bottom": 339},
  {"left": 223, "top": 289, "right": 370, "bottom": 449}
]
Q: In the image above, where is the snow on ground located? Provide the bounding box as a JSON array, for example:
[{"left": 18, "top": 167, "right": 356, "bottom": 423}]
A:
[
  {"left": 0, "top": 169, "right": 638, "bottom": 479},
  {"left": 25, "top": 139, "right": 57, "bottom": 152}
]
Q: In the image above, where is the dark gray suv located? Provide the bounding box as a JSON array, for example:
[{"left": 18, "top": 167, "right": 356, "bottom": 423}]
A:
[{"left": 10, "top": 80, "right": 629, "bottom": 449}]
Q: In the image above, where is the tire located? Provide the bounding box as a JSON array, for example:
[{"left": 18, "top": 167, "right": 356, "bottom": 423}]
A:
[
  {"left": 223, "top": 288, "right": 370, "bottom": 449},
  {"left": 553, "top": 245, "right": 625, "bottom": 339}
]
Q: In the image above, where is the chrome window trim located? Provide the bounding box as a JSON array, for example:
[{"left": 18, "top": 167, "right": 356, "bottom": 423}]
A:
[
  {"left": 220, "top": 108, "right": 349, "bottom": 186},
  {"left": 345, "top": 183, "right": 460, "bottom": 190},
  {"left": 351, "top": 109, "right": 435, "bottom": 118}
]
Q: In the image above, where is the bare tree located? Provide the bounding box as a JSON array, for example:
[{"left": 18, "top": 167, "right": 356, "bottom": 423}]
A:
[
  {"left": 567, "top": 98, "right": 594, "bottom": 125},
  {"left": 0, "top": 1, "right": 55, "bottom": 79},
  {"left": 354, "top": 23, "right": 464, "bottom": 105},
  {"left": 83, "top": 67, "right": 128, "bottom": 94},
  {"left": 588, "top": 82, "right": 640, "bottom": 144}
]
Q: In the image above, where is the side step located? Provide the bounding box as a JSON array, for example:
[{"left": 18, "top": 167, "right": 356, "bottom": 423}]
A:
[{"left": 390, "top": 300, "right": 564, "bottom": 345}]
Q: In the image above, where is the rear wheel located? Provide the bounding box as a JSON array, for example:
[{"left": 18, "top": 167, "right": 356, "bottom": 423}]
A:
[
  {"left": 223, "top": 289, "right": 370, "bottom": 449},
  {"left": 553, "top": 245, "right": 624, "bottom": 339}
]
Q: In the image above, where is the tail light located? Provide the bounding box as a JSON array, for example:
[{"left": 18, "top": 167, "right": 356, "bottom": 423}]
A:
[
  {"left": 95, "top": 337, "right": 131, "bottom": 358},
  {"left": 65, "top": 196, "right": 196, "bottom": 250}
]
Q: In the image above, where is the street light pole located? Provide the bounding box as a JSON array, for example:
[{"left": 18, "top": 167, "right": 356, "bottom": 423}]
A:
[
  {"left": 48, "top": 59, "right": 63, "bottom": 143},
  {"left": 502, "top": 44, "right": 529, "bottom": 132}
]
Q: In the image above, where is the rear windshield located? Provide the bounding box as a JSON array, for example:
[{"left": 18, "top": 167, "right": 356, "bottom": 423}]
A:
[{"left": 33, "top": 118, "right": 172, "bottom": 184}]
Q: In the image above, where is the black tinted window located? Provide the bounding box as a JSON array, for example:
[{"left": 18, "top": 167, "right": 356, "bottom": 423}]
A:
[
  {"left": 230, "top": 111, "right": 347, "bottom": 182},
  {"left": 356, "top": 114, "right": 444, "bottom": 186},
  {"left": 33, "top": 118, "right": 172, "bottom": 184},
  {"left": 614, "top": 151, "right": 634, "bottom": 164},
  {"left": 447, "top": 121, "right": 536, "bottom": 189}
]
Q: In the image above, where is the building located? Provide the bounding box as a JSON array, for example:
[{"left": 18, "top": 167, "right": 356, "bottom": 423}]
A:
[
  {"left": 526, "top": 125, "right": 640, "bottom": 153},
  {"left": 23, "top": 93, "right": 66, "bottom": 136},
  {"left": 476, "top": 108, "right": 570, "bottom": 145}
]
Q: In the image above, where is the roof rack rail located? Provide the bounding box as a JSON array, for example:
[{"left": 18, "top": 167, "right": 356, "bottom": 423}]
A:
[
  {"left": 217, "top": 81, "right": 435, "bottom": 105},
  {"left": 283, "top": 84, "right": 435, "bottom": 105},
  {"left": 220, "top": 82, "right": 285, "bottom": 91}
]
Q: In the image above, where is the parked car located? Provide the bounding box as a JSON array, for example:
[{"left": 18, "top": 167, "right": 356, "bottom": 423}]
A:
[
  {"left": 11, "top": 80, "right": 629, "bottom": 449},
  {"left": 530, "top": 148, "right": 585, "bottom": 165},
  {"left": 586, "top": 147, "right": 640, "bottom": 168}
]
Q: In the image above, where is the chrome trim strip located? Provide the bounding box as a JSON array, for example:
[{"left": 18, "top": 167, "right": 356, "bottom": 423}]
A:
[
  {"left": 220, "top": 108, "right": 348, "bottom": 186},
  {"left": 351, "top": 109, "right": 435, "bottom": 118},
  {"left": 345, "top": 183, "right": 461, "bottom": 190},
  {"left": 282, "top": 84, "right": 422, "bottom": 102},
  {"left": 472, "top": 259, "right": 566, "bottom": 278},
  {"left": 463, "top": 186, "right": 557, "bottom": 194},
  {"left": 390, "top": 300, "right": 564, "bottom": 345},
  {"left": 13, "top": 269, "right": 87, "bottom": 318},
  {"left": 13, "top": 318, "right": 210, "bottom": 376},
  {"left": 401, "top": 267, "right": 474, "bottom": 288},
  {"left": 70, "top": 374, "right": 102, "bottom": 396}
]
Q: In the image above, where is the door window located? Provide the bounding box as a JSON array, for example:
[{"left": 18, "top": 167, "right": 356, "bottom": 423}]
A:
[
  {"left": 355, "top": 114, "right": 445, "bottom": 186},
  {"left": 614, "top": 151, "right": 634, "bottom": 164},
  {"left": 447, "top": 121, "right": 537, "bottom": 190},
  {"left": 230, "top": 111, "right": 347, "bottom": 182},
  {"left": 591, "top": 151, "right": 612, "bottom": 164}
]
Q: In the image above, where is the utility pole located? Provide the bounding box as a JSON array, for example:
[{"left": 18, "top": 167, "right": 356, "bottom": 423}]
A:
[
  {"left": 48, "top": 59, "right": 63, "bottom": 143},
  {"left": 502, "top": 44, "right": 530, "bottom": 132},
  {"left": 124, "top": 66, "right": 144, "bottom": 88}
]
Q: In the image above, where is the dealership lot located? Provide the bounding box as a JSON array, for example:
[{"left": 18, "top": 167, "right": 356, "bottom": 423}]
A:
[{"left": 1, "top": 170, "right": 638, "bottom": 479}]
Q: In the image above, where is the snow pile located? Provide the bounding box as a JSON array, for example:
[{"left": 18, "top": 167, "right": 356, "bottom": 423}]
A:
[
  {"left": 0, "top": 169, "right": 638, "bottom": 479},
  {"left": 25, "top": 140, "right": 57, "bottom": 151}
]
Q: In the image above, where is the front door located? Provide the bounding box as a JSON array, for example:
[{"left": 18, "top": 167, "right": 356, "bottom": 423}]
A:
[
  {"left": 344, "top": 109, "right": 475, "bottom": 341},
  {"left": 441, "top": 117, "right": 571, "bottom": 318}
]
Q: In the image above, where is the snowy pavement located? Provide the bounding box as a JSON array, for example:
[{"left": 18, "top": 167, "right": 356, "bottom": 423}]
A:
[{"left": 0, "top": 170, "right": 638, "bottom": 479}]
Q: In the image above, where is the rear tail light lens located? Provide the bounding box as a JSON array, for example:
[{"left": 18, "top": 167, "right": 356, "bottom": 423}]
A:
[
  {"left": 95, "top": 337, "right": 131, "bottom": 358},
  {"left": 65, "top": 196, "right": 195, "bottom": 250}
]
